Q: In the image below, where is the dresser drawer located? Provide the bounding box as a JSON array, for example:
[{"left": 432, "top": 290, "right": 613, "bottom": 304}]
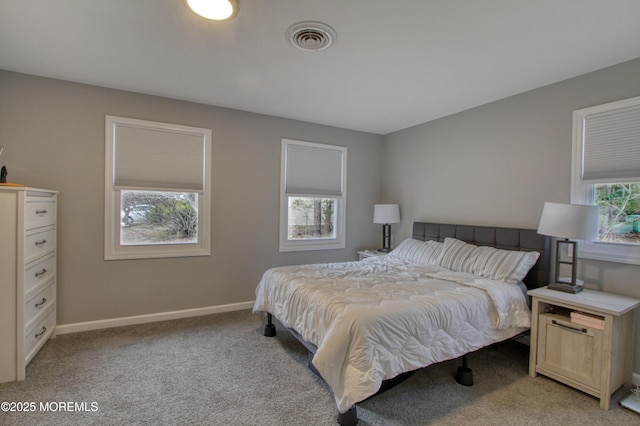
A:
[
  {"left": 24, "top": 280, "right": 56, "bottom": 331},
  {"left": 25, "top": 197, "right": 56, "bottom": 230},
  {"left": 24, "top": 307, "right": 55, "bottom": 365},
  {"left": 24, "top": 253, "right": 56, "bottom": 296},
  {"left": 24, "top": 225, "right": 56, "bottom": 264}
]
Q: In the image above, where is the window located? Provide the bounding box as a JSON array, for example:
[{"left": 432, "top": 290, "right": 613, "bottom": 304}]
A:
[
  {"left": 280, "top": 139, "right": 347, "bottom": 252},
  {"left": 571, "top": 96, "right": 640, "bottom": 265},
  {"left": 105, "top": 116, "right": 211, "bottom": 260}
]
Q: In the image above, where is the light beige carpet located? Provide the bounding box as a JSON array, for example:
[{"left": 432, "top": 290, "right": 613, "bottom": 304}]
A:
[{"left": 0, "top": 309, "right": 638, "bottom": 425}]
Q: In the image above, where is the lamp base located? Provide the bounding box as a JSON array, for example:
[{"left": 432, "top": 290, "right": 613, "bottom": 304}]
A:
[
  {"left": 548, "top": 282, "right": 583, "bottom": 294},
  {"left": 377, "top": 248, "right": 392, "bottom": 253}
]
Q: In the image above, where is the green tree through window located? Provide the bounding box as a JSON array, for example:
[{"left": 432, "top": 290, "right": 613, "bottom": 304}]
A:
[{"left": 595, "top": 183, "right": 640, "bottom": 244}]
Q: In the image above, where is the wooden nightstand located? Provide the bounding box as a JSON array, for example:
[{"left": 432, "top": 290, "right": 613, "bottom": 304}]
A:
[
  {"left": 357, "top": 250, "right": 386, "bottom": 260},
  {"left": 528, "top": 287, "right": 640, "bottom": 409}
]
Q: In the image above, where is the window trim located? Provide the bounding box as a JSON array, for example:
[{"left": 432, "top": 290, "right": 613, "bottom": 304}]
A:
[
  {"left": 279, "top": 139, "right": 347, "bottom": 252},
  {"left": 570, "top": 96, "right": 640, "bottom": 265},
  {"left": 105, "top": 116, "right": 211, "bottom": 260}
]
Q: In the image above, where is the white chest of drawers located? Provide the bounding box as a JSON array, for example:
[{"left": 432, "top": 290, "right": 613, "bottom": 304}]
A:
[{"left": 0, "top": 186, "right": 57, "bottom": 383}]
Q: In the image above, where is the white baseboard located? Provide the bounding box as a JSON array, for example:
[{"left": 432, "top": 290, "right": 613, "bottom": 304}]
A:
[{"left": 55, "top": 301, "right": 255, "bottom": 335}]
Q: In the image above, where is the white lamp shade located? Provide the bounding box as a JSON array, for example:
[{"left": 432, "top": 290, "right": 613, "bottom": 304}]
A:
[
  {"left": 374, "top": 204, "right": 400, "bottom": 224},
  {"left": 537, "top": 202, "right": 599, "bottom": 241}
]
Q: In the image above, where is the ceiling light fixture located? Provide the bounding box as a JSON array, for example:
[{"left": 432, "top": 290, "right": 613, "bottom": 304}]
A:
[{"left": 186, "top": 0, "right": 239, "bottom": 21}]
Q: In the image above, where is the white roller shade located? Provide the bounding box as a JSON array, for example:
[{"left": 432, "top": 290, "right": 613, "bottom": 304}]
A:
[
  {"left": 111, "top": 119, "right": 206, "bottom": 192},
  {"left": 284, "top": 140, "right": 345, "bottom": 196},
  {"left": 582, "top": 103, "right": 640, "bottom": 183}
]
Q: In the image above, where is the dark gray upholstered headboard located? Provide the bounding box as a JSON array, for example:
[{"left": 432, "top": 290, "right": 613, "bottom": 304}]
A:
[{"left": 412, "top": 222, "right": 551, "bottom": 289}]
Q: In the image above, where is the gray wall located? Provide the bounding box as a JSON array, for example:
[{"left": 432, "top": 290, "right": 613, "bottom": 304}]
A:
[
  {"left": 3, "top": 58, "right": 640, "bottom": 371},
  {"left": 383, "top": 57, "right": 640, "bottom": 373},
  {"left": 0, "top": 71, "right": 383, "bottom": 325}
]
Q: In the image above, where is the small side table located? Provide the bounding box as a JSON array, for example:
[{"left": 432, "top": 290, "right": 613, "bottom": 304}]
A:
[
  {"left": 357, "top": 250, "right": 386, "bottom": 260},
  {"left": 528, "top": 286, "right": 640, "bottom": 409}
]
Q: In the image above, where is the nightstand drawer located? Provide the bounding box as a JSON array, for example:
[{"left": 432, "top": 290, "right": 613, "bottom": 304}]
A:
[{"left": 537, "top": 313, "right": 603, "bottom": 390}]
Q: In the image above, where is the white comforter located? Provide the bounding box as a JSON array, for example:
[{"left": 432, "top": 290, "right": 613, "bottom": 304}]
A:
[{"left": 253, "top": 255, "right": 531, "bottom": 413}]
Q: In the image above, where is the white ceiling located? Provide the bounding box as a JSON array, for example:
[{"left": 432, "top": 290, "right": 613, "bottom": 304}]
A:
[{"left": 2, "top": 0, "right": 640, "bottom": 135}]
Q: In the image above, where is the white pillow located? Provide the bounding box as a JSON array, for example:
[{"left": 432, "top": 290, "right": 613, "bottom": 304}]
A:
[
  {"left": 439, "top": 237, "right": 540, "bottom": 284},
  {"left": 439, "top": 238, "right": 477, "bottom": 272},
  {"left": 469, "top": 245, "right": 540, "bottom": 284},
  {"left": 390, "top": 238, "right": 443, "bottom": 265}
]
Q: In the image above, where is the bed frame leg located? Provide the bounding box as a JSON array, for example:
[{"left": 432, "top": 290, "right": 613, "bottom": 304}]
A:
[
  {"left": 264, "top": 313, "right": 276, "bottom": 337},
  {"left": 455, "top": 354, "right": 473, "bottom": 386},
  {"left": 337, "top": 406, "right": 358, "bottom": 426}
]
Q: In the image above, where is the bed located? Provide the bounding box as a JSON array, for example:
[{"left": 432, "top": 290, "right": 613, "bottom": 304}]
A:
[{"left": 253, "top": 222, "right": 550, "bottom": 425}]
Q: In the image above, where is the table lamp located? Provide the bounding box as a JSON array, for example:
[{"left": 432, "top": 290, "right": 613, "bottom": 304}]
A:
[
  {"left": 537, "top": 202, "right": 599, "bottom": 293},
  {"left": 374, "top": 204, "right": 400, "bottom": 252}
]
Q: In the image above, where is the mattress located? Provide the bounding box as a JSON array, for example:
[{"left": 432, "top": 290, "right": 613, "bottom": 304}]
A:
[{"left": 253, "top": 255, "right": 531, "bottom": 412}]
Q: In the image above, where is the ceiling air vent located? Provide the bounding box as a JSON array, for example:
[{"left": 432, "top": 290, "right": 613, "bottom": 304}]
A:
[{"left": 286, "top": 21, "right": 337, "bottom": 51}]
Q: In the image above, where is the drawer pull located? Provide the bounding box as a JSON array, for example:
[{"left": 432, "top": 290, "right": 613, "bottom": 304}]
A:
[
  {"left": 35, "top": 209, "right": 48, "bottom": 215},
  {"left": 35, "top": 326, "right": 47, "bottom": 338},
  {"left": 552, "top": 319, "right": 587, "bottom": 334},
  {"left": 35, "top": 239, "right": 48, "bottom": 247},
  {"left": 35, "top": 268, "right": 48, "bottom": 278},
  {"left": 35, "top": 297, "right": 47, "bottom": 308}
]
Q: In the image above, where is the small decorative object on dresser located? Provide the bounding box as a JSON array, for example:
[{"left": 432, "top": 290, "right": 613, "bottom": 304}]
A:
[
  {"left": 528, "top": 286, "right": 640, "bottom": 410},
  {"left": 0, "top": 186, "right": 58, "bottom": 383},
  {"left": 0, "top": 145, "right": 5, "bottom": 183}
]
